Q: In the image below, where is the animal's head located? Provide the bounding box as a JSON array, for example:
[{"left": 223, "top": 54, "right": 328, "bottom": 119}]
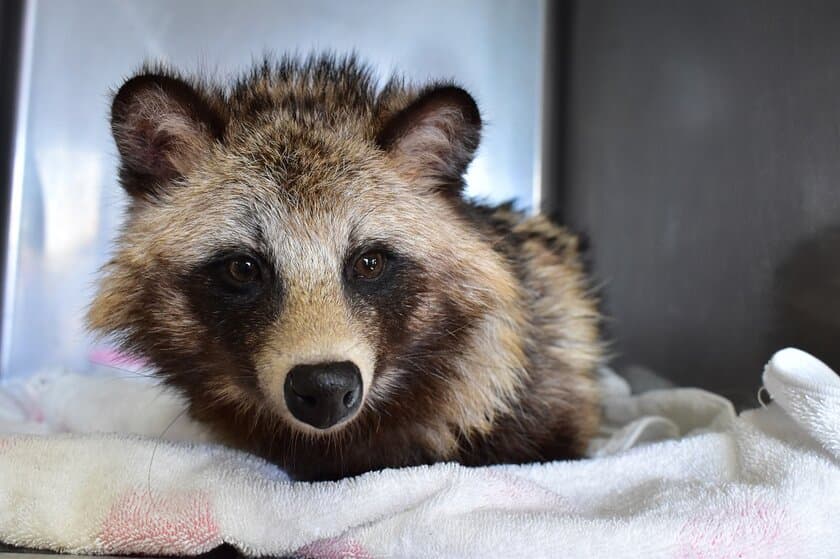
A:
[{"left": 89, "top": 57, "right": 524, "bottom": 444}]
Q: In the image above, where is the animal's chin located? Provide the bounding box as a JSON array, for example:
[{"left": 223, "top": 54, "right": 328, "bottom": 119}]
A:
[{"left": 281, "top": 412, "right": 360, "bottom": 437}]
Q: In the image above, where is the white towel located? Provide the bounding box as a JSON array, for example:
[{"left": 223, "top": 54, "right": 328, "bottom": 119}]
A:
[{"left": 0, "top": 348, "right": 838, "bottom": 558}]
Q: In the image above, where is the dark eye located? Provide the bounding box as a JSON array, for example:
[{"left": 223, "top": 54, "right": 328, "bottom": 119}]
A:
[
  {"left": 225, "top": 256, "right": 261, "bottom": 285},
  {"left": 353, "top": 250, "right": 386, "bottom": 280}
]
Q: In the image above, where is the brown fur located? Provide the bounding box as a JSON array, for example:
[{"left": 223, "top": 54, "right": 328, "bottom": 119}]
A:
[{"left": 88, "top": 54, "right": 602, "bottom": 481}]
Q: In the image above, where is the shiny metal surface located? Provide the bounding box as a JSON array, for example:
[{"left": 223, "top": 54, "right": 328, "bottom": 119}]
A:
[{"left": 1, "top": 0, "right": 544, "bottom": 380}]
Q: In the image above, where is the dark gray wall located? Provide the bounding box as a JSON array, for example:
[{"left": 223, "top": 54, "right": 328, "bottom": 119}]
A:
[{"left": 549, "top": 0, "right": 840, "bottom": 401}]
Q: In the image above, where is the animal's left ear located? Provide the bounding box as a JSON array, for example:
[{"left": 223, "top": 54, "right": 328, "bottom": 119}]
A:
[{"left": 377, "top": 85, "right": 481, "bottom": 195}]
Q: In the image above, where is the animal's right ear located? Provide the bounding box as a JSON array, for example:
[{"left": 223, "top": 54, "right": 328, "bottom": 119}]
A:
[{"left": 110, "top": 73, "right": 225, "bottom": 199}]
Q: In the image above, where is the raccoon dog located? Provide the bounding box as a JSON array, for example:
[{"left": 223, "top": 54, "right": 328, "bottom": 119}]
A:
[{"left": 89, "top": 55, "right": 602, "bottom": 481}]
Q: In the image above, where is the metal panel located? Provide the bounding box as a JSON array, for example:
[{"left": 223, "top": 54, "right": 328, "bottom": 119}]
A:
[{"left": 0, "top": 0, "right": 26, "bottom": 364}]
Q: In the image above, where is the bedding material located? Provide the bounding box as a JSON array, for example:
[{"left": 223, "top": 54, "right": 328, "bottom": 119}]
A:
[{"left": 0, "top": 348, "right": 837, "bottom": 558}]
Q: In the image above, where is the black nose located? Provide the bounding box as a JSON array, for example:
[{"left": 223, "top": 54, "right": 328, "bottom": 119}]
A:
[{"left": 284, "top": 361, "right": 363, "bottom": 429}]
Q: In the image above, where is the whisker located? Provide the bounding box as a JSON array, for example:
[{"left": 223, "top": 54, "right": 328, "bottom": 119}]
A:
[{"left": 146, "top": 407, "right": 189, "bottom": 505}]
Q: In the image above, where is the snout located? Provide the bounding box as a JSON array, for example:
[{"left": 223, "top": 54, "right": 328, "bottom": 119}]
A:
[{"left": 284, "top": 361, "right": 363, "bottom": 429}]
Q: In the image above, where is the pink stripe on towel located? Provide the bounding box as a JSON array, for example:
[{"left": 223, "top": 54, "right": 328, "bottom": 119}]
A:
[
  {"left": 295, "top": 536, "right": 373, "bottom": 559},
  {"left": 97, "top": 489, "right": 221, "bottom": 555},
  {"left": 677, "top": 497, "right": 792, "bottom": 559}
]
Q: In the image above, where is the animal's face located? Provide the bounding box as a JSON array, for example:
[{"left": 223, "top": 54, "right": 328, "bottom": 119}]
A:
[
  {"left": 90, "top": 61, "right": 520, "bottom": 439},
  {"left": 127, "top": 137, "right": 474, "bottom": 434}
]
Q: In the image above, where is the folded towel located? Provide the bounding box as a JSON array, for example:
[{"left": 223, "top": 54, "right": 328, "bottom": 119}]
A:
[{"left": 0, "top": 348, "right": 837, "bottom": 558}]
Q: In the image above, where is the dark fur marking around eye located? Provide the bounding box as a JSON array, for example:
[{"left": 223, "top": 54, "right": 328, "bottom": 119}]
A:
[
  {"left": 342, "top": 245, "right": 426, "bottom": 361},
  {"left": 178, "top": 250, "right": 283, "bottom": 366},
  {"left": 341, "top": 244, "right": 480, "bottom": 388}
]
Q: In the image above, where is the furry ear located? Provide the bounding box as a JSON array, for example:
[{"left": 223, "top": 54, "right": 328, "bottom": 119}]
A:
[
  {"left": 111, "top": 73, "right": 225, "bottom": 199},
  {"left": 377, "top": 85, "right": 481, "bottom": 194}
]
